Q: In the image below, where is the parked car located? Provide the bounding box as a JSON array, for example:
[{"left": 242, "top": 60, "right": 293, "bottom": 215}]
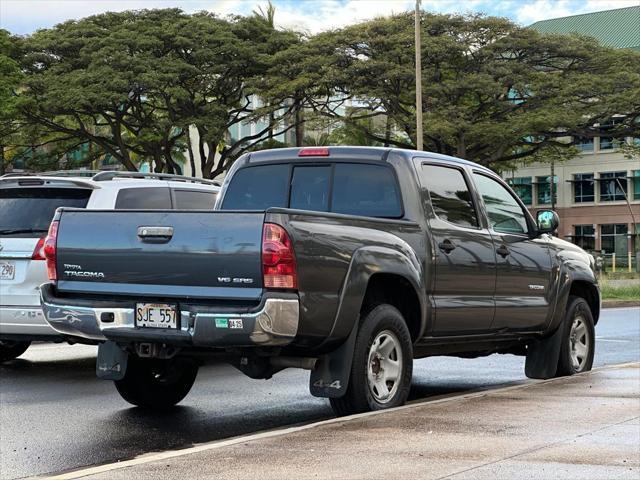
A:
[
  {"left": 39, "top": 147, "right": 599, "bottom": 415},
  {"left": 0, "top": 171, "right": 219, "bottom": 362}
]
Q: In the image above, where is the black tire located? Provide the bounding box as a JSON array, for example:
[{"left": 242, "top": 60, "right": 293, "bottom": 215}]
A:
[
  {"left": 114, "top": 356, "right": 199, "bottom": 409},
  {"left": 0, "top": 340, "right": 31, "bottom": 363},
  {"left": 556, "top": 296, "right": 595, "bottom": 376},
  {"left": 330, "top": 304, "right": 413, "bottom": 416}
]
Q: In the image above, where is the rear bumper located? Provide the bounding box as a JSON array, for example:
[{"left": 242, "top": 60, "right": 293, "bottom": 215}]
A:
[
  {"left": 0, "top": 305, "right": 61, "bottom": 338},
  {"left": 40, "top": 284, "right": 299, "bottom": 348}
]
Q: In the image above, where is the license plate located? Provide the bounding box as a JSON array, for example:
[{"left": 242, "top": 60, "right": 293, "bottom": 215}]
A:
[
  {"left": 135, "top": 303, "right": 177, "bottom": 329},
  {"left": 0, "top": 261, "right": 16, "bottom": 280}
]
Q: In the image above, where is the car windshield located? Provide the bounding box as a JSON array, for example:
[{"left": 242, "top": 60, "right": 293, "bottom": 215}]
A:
[{"left": 0, "top": 187, "right": 91, "bottom": 236}]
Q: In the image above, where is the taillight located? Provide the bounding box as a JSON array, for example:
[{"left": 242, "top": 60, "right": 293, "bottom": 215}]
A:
[
  {"left": 262, "top": 223, "right": 297, "bottom": 289},
  {"left": 31, "top": 237, "right": 46, "bottom": 260},
  {"left": 43, "top": 220, "right": 59, "bottom": 281}
]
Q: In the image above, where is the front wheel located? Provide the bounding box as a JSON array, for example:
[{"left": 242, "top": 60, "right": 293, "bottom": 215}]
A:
[
  {"left": 0, "top": 340, "right": 31, "bottom": 363},
  {"left": 114, "top": 356, "right": 199, "bottom": 409},
  {"left": 330, "top": 304, "right": 413, "bottom": 416}
]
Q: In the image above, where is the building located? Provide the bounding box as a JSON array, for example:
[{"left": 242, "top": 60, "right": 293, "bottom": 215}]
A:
[{"left": 504, "top": 6, "right": 640, "bottom": 265}]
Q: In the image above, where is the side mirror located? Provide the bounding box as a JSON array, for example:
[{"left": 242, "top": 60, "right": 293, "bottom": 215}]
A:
[{"left": 536, "top": 209, "right": 559, "bottom": 234}]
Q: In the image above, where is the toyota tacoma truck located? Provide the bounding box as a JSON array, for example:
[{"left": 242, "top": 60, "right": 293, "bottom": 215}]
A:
[{"left": 40, "top": 147, "right": 600, "bottom": 415}]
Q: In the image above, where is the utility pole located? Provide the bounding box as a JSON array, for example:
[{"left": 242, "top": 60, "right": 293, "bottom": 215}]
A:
[{"left": 414, "top": 0, "right": 423, "bottom": 151}]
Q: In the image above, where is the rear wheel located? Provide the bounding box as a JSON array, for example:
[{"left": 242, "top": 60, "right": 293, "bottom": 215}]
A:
[
  {"left": 330, "top": 304, "right": 412, "bottom": 416},
  {"left": 556, "top": 296, "right": 595, "bottom": 376},
  {"left": 0, "top": 340, "right": 31, "bottom": 363},
  {"left": 114, "top": 355, "right": 199, "bottom": 409}
]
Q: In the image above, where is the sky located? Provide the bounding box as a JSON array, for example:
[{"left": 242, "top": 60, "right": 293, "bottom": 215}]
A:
[{"left": 1, "top": 0, "right": 638, "bottom": 35}]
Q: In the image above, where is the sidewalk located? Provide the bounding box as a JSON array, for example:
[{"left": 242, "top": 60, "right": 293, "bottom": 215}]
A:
[{"left": 52, "top": 363, "right": 640, "bottom": 480}]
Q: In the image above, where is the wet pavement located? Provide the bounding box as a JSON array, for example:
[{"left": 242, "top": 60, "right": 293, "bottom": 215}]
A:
[{"left": 1, "top": 307, "right": 638, "bottom": 479}]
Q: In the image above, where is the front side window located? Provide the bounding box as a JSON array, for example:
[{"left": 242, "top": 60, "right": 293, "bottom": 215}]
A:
[
  {"left": 114, "top": 187, "right": 172, "bottom": 209},
  {"left": 599, "top": 172, "right": 627, "bottom": 202},
  {"left": 473, "top": 173, "right": 529, "bottom": 234},
  {"left": 420, "top": 165, "right": 478, "bottom": 228},
  {"left": 573, "top": 173, "right": 594, "bottom": 203},
  {"left": 573, "top": 225, "right": 595, "bottom": 251},
  {"left": 535, "top": 175, "right": 557, "bottom": 205},
  {"left": 508, "top": 177, "right": 532, "bottom": 205}
]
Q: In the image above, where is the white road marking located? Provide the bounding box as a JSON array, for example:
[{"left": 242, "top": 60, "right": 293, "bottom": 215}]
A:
[
  {"left": 596, "top": 338, "right": 634, "bottom": 343},
  {"left": 36, "top": 361, "right": 640, "bottom": 480}
]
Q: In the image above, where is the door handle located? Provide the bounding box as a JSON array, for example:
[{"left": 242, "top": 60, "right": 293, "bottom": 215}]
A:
[
  {"left": 496, "top": 245, "right": 510, "bottom": 258},
  {"left": 137, "top": 226, "right": 174, "bottom": 243},
  {"left": 438, "top": 239, "right": 456, "bottom": 254}
]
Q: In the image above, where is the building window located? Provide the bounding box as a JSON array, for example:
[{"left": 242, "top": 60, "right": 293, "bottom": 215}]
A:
[
  {"left": 599, "top": 136, "right": 614, "bottom": 151},
  {"left": 601, "top": 224, "right": 628, "bottom": 256},
  {"left": 573, "top": 173, "right": 594, "bottom": 203},
  {"left": 633, "top": 170, "right": 640, "bottom": 201},
  {"left": 597, "top": 118, "right": 625, "bottom": 151},
  {"left": 508, "top": 177, "right": 532, "bottom": 205},
  {"left": 573, "top": 225, "right": 595, "bottom": 251},
  {"left": 575, "top": 137, "right": 594, "bottom": 152},
  {"left": 599, "top": 172, "right": 627, "bottom": 202},
  {"left": 535, "top": 175, "right": 557, "bottom": 205}
]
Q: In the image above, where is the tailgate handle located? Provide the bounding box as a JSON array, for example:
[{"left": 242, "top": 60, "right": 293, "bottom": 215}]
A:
[{"left": 137, "top": 226, "right": 174, "bottom": 242}]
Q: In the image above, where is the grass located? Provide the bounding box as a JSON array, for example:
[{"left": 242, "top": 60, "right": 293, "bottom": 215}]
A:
[{"left": 600, "top": 280, "right": 640, "bottom": 301}]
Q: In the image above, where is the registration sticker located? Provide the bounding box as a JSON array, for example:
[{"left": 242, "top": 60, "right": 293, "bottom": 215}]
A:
[
  {"left": 215, "top": 318, "right": 228, "bottom": 329},
  {"left": 229, "top": 319, "right": 243, "bottom": 329}
]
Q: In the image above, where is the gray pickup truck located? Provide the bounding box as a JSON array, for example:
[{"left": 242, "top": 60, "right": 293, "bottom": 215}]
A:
[{"left": 41, "top": 147, "right": 599, "bottom": 415}]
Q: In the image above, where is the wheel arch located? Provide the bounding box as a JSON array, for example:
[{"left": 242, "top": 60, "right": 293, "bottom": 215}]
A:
[{"left": 316, "top": 245, "right": 427, "bottom": 352}]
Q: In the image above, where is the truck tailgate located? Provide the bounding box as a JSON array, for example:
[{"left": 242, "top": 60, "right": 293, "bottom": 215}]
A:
[{"left": 55, "top": 210, "right": 264, "bottom": 300}]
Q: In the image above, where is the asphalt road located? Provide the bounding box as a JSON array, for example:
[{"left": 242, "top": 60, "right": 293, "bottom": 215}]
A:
[{"left": 1, "top": 307, "right": 638, "bottom": 480}]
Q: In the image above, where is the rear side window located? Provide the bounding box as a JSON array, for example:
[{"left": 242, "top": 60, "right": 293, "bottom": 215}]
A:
[
  {"left": 115, "top": 187, "right": 172, "bottom": 209},
  {"left": 221, "top": 164, "right": 289, "bottom": 210},
  {"left": 332, "top": 164, "right": 402, "bottom": 217},
  {"left": 420, "top": 165, "right": 478, "bottom": 228},
  {"left": 0, "top": 187, "right": 91, "bottom": 235},
  {"left": 221, "top": 162, "right": 402, "bottom": 218},
  {"left": 173, "top": 190, "right": 217, "bottom": 210}
]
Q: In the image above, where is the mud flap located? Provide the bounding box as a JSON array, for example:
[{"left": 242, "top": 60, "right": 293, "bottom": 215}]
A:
[
  {"left": 525, "top": 323, "right": 563, "bottom": 379},
  {"left": 96, "top": 341, "right": 128, "bottom": 380},
  {"left": 309, "top": 322, "right": 358, "bottom": 398}
]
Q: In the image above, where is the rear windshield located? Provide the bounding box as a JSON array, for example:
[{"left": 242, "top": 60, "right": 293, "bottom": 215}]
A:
[
  {"left": 0, "top": 187, "right": 91, "bottom": 236},
  {"left": 221, "top": 163, "right": 402, "bottom": 218}
]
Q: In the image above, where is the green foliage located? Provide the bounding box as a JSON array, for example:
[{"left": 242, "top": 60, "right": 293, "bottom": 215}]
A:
[
  {"left": 311, "top": 12, "right": 640, "bottom": 165},
  {"left": 2, "top": 8, "right": 639, "bottom": 175}
]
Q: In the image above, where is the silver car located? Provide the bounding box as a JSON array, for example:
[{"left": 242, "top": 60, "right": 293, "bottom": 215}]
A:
[{"left": 0, "top": 171, "right": 219, "bottom": 362}]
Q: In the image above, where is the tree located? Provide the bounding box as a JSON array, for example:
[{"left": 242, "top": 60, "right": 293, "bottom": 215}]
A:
[
  {"left": 0, "top": 29, "right": 24, "bottom": 174},
  {"left": 309, "top": 12, "right": 640, "bottom": 166}
]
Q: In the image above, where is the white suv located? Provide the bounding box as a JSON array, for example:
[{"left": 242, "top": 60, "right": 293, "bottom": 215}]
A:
[{"left": 0, "top": 171, "right": 220, "bottom": 362}]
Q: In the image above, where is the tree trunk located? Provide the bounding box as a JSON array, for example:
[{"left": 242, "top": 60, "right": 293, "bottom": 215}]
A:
[
  {"left": 384, "top": 116, "right": 391, "bottom": 147},
  {"left": 0, "top": 145, "right": 5, "bottom": 175},
  {"left": 186, "top": 128, "right": 197, "bottom": 177},
  {"left": 294, "top": 100, "right": 304, "bottom": 147}
]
